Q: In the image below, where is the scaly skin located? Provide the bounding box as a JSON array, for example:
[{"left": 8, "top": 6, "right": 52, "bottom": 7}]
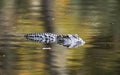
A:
[{"left": 25, "top": 33, "right": 85, "bottom": 48}]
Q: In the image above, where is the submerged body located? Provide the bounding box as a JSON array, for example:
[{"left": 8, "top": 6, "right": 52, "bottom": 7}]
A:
[
  {"left": 25, "top": 33, "right": 85, "bottom": 48},
  {"left": 25, "top": 33, "right": 57, "bottom": 43}
]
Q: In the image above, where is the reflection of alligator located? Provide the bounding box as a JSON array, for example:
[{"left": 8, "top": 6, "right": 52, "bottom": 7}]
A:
[{"left": 25, "top": 33, "right": 85, "bottom": 48}]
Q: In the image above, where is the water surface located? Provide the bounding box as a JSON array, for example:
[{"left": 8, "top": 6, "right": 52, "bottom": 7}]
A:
[{"left": 0, "top": 0, "right": 120, "bottom": 75}]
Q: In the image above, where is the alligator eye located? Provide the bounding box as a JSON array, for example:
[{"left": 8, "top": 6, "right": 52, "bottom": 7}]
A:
[{"left": 73, "top": 35, "right": 77, "bottom": 38}]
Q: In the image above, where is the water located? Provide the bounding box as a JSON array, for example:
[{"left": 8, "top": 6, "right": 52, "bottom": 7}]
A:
[{"left": 0, "top": 0, "right": 120, "bottom": 75}]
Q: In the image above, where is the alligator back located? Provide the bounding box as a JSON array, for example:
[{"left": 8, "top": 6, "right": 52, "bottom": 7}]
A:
[{"left": 25, "top": 33, "right": 57, "bottom": 43}]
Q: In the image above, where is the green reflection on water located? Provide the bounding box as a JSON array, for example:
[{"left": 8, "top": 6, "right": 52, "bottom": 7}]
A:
[{"left": 0, "top": 0, "right": 120, "bottom": 75}]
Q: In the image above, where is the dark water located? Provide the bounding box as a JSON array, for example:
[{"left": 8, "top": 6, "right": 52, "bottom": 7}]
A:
[{"left": 0, "top": 0, "right": 120, "bottom": 75}]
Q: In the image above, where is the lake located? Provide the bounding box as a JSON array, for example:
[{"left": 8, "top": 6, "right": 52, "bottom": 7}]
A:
[{"left": 0, "top": 0, "right": 120, "bottom": 75}]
